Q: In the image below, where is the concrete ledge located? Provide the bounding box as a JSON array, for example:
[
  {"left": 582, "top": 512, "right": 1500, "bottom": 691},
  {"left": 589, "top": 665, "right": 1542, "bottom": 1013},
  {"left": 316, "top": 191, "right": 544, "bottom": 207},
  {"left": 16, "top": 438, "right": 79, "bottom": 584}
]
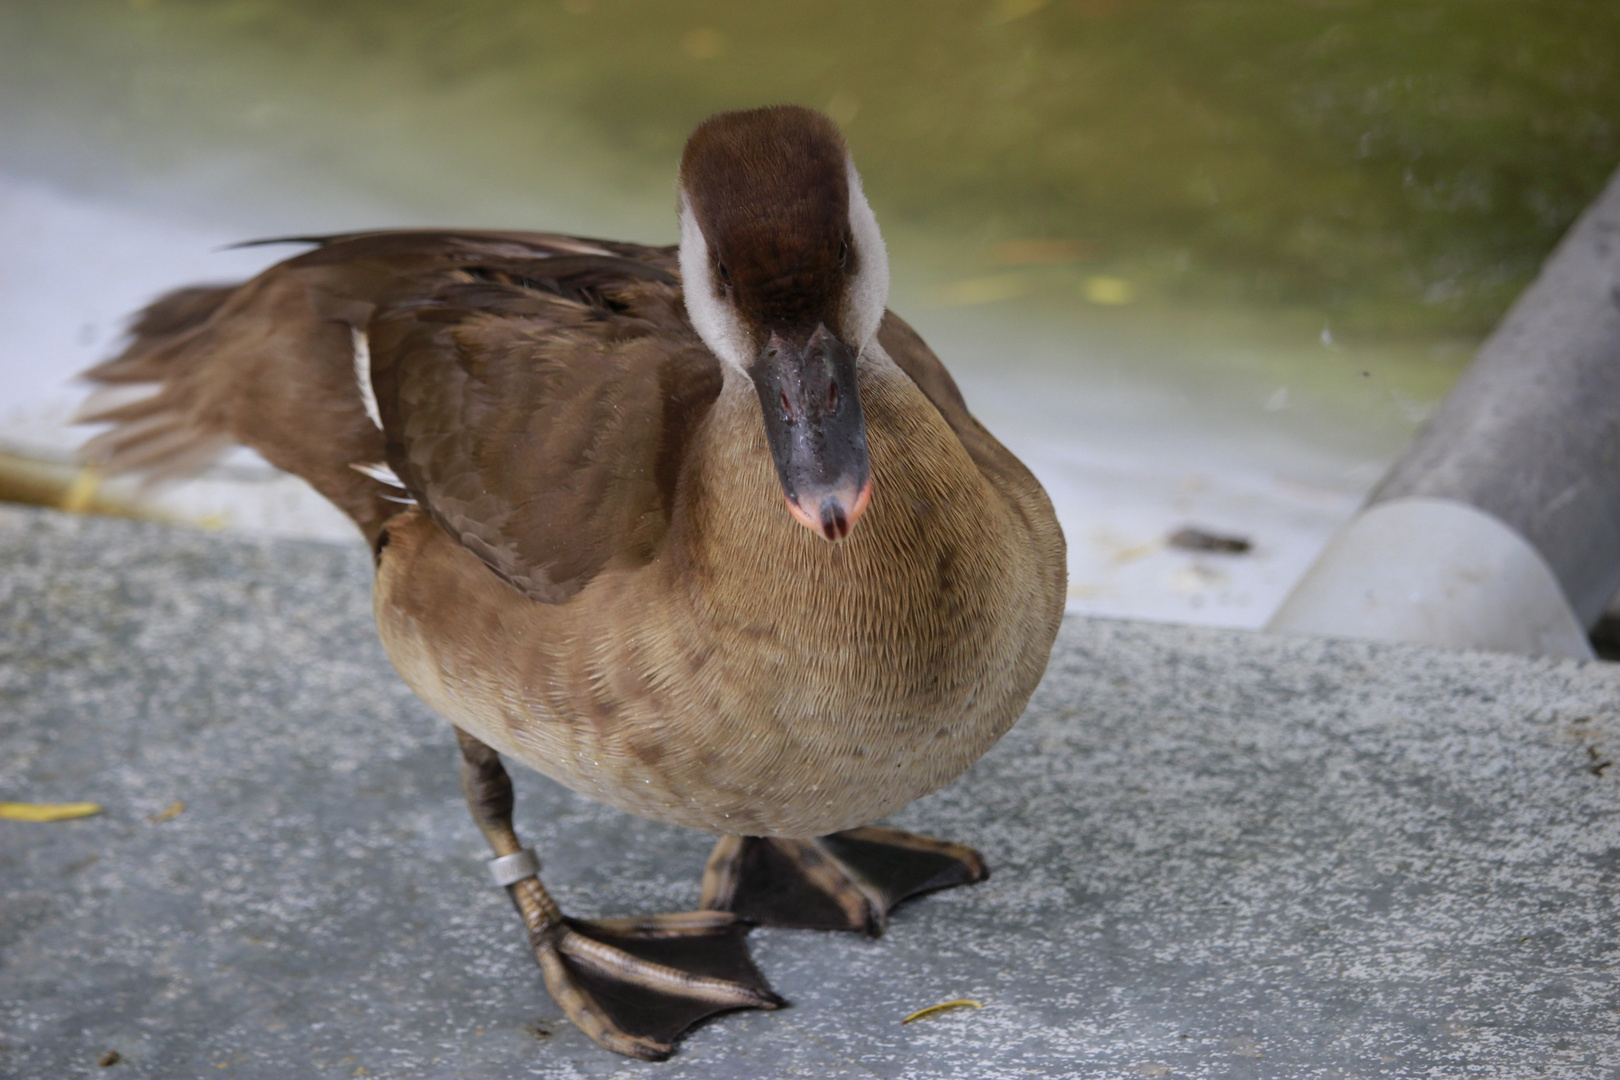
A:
[{"left": 2, "top": 507, "right": 1618, "bottom": 1079}]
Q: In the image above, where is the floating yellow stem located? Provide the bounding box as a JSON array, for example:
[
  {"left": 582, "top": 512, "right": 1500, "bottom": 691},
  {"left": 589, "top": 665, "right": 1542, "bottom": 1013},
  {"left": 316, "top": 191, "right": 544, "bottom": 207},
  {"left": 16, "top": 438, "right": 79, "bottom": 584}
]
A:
[
  {"left": 901, "top": 999, "right": 982, "bottom": 1024},
  {"left": 59, "top": 466, "right": 101, "bottom": 514},
  {"left": 147, "top": 800, "right": 186, "bottom": 823},
  {"left": 0, "top": 801, "right": 104, "bottom": 822}
]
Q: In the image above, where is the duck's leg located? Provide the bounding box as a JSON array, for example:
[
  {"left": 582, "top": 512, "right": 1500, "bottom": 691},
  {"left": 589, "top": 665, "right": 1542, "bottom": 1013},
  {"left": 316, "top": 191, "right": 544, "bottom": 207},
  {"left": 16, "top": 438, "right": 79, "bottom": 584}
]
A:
[
  {"left": 455, "top": 729, "right": 783, "bottom": 1061},
  {"left": 700, "top": 826, "right": 989, "bottom": 938}
]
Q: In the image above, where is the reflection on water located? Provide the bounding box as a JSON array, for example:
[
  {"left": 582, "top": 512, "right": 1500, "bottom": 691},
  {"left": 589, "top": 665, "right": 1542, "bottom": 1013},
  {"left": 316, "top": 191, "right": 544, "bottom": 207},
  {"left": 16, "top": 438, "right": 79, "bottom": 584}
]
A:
[
  {"left": 5, "top": 1, "right": 1615, "bottom": 344},
  {"left": 1, "top": 0, "right": 1616, "bottom": 624}
]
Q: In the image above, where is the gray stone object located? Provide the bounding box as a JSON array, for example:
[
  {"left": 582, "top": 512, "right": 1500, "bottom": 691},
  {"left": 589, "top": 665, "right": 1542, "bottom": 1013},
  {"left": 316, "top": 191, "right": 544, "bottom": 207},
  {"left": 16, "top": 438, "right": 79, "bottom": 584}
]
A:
[
  {"left": 1368, "top": 163, "right": 1620, "bottom": 626},
  {"left": 2, "top": 505, "right": 1617, "bottom": 1079},
  {"left": 1270, "top": 163, "right": 1620, "bottom": 658}
]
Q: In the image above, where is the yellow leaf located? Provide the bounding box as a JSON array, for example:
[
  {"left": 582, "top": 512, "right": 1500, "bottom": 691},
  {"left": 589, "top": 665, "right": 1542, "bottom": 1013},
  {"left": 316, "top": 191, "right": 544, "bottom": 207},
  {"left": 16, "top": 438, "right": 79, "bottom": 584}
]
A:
[
  {"left": 0, "top": 801, "right": 104, "bottom": 822},
  {"left": 901, "top": 999, "right": 982, "bottom": 1024},
  {"left": 1082, "top": 275, "right": 1136, "bottom": 305}
]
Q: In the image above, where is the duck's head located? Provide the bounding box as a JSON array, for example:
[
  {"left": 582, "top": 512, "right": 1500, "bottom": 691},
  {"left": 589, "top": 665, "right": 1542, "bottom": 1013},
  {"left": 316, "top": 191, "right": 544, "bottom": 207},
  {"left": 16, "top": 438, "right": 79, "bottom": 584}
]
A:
[{"left": 677, "top": 105, "right": 889, "bottom": 542}]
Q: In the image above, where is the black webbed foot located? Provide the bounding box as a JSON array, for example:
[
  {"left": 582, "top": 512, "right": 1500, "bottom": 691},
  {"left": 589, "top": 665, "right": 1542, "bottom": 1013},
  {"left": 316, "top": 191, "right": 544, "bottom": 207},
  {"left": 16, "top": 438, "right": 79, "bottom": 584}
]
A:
[
  {"left": 455, "top": 728, "right": 782, "bottom": 1060},
  {"left": 700, "top": 826, "right": 989, "bottom": 938},
  {"left": 527, "top": 905, "right": 784, "bottom": 1061}
]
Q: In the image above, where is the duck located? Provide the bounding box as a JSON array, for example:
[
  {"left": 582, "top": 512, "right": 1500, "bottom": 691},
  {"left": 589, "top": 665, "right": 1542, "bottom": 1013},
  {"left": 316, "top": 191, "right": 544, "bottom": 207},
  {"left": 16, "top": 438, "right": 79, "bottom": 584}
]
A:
[{"left": 78, "top": 105, "right": 1067, "bottom": 1060}]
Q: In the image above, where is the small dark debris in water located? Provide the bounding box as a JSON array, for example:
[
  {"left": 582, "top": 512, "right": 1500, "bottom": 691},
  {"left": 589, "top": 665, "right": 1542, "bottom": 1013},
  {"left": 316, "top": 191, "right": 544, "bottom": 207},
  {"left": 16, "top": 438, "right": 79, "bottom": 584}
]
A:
[
  {"left": 1587, "top": 747, "right": 1612, "bottom": 777},
  {"left": 98, "top": 1050, "right": 121, "bottom": 1067},
  {"left": 526, "top": 1020, "right": 556, "bottom": 1041},
  {"left": 1168, "top": 527, "right": 1251, "bottom": 554}
]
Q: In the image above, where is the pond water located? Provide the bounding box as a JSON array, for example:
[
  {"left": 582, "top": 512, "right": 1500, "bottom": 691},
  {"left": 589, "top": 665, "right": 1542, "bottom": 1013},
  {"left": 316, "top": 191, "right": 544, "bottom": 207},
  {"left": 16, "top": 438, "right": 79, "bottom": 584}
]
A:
[{"left": 2, "top": 0, "right": 1616, "bottom": 625}]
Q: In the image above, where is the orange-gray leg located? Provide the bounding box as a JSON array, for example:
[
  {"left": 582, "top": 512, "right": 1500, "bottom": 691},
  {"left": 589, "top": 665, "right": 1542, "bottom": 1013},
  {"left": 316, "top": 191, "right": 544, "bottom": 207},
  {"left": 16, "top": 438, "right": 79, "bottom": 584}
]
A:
[
  {"left": 456, "top": 729, "right": 783, "bottom": 1061},
  {"left": 700, "top": 826, "right": 989, "bottom": 938}
]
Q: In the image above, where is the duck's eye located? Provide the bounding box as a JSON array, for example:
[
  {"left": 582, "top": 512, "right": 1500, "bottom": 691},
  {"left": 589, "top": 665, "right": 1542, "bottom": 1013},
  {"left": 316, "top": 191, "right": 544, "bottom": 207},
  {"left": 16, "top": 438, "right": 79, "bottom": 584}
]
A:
[
  {"left": 838, "top": 239, "right": 849, "bottom": 269},
  {"left": 717, "top": 261, "right": 732, "bottom": 287}
]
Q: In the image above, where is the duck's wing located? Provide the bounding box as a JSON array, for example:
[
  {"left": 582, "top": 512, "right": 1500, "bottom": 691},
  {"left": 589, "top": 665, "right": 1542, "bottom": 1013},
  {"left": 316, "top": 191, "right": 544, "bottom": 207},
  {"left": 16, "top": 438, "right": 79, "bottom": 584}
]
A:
[
  {"left": 354, "top": 239, "right": 723, "bottom": 604},
  {"left": 80, "top": 230, "right": 714, "bottom": 596}
]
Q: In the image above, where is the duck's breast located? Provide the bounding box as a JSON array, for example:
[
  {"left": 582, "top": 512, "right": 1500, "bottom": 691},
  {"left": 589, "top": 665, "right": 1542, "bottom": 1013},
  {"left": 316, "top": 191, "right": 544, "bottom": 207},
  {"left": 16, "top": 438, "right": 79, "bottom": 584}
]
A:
[{"left": 374, "top": 358, "right": 1064, "bottom": 836}]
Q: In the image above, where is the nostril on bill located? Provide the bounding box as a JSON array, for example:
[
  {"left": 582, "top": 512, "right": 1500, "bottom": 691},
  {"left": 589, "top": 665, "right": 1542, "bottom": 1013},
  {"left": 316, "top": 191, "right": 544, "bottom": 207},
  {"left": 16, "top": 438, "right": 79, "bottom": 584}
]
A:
[{"left": 820, "top": 500, "right": 849, "bottom": 541}]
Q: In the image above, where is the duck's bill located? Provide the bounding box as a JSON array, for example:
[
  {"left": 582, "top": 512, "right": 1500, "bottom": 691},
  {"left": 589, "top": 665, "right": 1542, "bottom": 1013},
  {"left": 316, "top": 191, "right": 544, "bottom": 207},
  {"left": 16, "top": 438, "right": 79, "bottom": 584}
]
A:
[
  {"left": 749, "top": 323, "right": 871, "bottom": 541},
  {"left": 783, "top": 473, "right": 872, "bottom": 541}
]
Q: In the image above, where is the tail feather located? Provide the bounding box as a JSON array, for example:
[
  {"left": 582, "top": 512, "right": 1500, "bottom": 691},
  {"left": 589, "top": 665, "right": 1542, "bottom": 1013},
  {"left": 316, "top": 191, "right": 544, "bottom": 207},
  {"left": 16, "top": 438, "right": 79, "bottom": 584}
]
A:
[
  {"left": 83, "top": 285, "right": 238, "bottom": 384},
  {"left": 78, "top": 271, "right": 396, "bottom": 542},
  {"left": 82, "top": 413, "right": 229, "bottom": 477},
  {"left": 126, "top": 284, "right": 239, "bottom": 345},
  {"left": 72, "top": 381, "right": 165, "bottom": 425},
  {"left": 80, "top": 284, "right": 242, "bottom": 482}
]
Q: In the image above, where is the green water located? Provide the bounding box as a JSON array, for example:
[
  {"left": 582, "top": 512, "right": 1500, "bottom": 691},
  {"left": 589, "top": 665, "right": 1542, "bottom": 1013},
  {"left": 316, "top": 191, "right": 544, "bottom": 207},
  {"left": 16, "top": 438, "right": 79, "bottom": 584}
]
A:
[{"left": 4, "top": 0, "right": 1618, "bottom": 435}]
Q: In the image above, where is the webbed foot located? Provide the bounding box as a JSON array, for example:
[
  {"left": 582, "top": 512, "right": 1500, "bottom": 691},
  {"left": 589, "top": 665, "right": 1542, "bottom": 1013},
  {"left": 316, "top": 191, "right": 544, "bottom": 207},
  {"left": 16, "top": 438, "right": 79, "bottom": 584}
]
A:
[
  {"left": 455, "top": 729, "right": 782, "bottom": 1060},
  {"left": 520, "top": 897, "right": 783, "bottom": 1060},
  {"left": 700, "top": 826, "right": 989, "bottom": 937}
]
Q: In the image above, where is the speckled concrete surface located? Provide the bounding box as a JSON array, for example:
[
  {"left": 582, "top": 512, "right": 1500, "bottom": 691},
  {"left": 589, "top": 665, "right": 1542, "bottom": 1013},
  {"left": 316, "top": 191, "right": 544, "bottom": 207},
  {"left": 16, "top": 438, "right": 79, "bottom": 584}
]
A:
[{"left": 2, "top": 505, "right": 1617, "bottom": 1080}]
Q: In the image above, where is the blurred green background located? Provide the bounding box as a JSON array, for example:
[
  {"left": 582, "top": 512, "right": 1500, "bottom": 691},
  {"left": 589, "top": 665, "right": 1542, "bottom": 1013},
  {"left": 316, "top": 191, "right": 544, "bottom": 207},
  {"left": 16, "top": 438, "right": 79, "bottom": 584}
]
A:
[{"left": 3, "top": 0, "right": 1619, "bottom": 437}]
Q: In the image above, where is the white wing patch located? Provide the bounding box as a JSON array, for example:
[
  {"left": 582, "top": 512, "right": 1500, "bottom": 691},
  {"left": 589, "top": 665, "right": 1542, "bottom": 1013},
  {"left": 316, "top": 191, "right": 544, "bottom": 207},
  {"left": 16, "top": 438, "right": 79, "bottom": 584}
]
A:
[
  {"left": 531, "top": 236, "right": 618, "bottom": 257},
  {"left": 350, "top": 460, "right": 405, "bottom": 488},
  {"left": 351, "top": 326, "right": 384, "bottom": 430},
  {"left": 350, "top": 461, "right": 416, "bottom": 504}
]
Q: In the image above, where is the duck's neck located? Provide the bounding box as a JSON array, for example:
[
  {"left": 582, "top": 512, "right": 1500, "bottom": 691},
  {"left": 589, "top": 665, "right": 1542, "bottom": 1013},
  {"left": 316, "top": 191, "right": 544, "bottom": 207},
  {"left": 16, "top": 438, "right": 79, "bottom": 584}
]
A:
[
  {"left": 681, "top": 371, "right": 805, "bottom": 569},
  {"left": 673, "top": 347, "right": 953, "bottom": 611}
]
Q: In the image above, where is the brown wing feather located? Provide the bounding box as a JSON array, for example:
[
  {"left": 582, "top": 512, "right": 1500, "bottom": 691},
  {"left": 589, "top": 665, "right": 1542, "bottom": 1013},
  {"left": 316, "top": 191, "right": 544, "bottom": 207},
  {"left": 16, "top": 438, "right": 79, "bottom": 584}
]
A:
[
  {"left": 79, "top": 231, "right": 687, "bottom": 554},
  {"left": 363, "top": 264, "right": 722, "bottom": 603},
  {"left": 275, "top": 229, "right": 678, "bottom": 274}
]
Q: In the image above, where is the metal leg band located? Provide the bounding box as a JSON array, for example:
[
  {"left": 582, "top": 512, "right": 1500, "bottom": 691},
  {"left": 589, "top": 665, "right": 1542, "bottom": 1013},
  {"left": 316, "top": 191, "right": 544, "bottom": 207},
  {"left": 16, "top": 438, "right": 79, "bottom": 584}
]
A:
[{"left": 487, "top": 848, "right": 541, "bottom": 888}]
